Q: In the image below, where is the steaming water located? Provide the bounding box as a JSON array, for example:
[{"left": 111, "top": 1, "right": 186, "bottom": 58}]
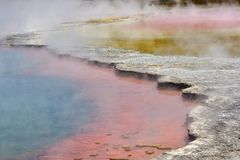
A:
[
  {"left": 0, "top": 48, "right": 96, "bottom": 159},
  {"left": 1, "top": 1, "right": 240, "bottom": 58},
  {"left": 0, "top": 47, "right": 193, "bottom": 160},
  {"left": 1, "top": 1, "right": 240, "bottom": 159}
]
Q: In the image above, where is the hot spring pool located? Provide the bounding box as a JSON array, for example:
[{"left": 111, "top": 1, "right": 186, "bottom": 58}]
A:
[
  {"left": 0, "top": 47, "right": 193, "bottom": 160},
  {"left": 0, "top": 48, "right": 97, "bottom": 160}
]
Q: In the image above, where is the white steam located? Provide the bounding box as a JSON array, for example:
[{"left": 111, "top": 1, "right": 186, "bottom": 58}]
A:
[
  {"left": 0, "top": 1, "right": 240, "bottom": 58},
  {"left": 0, "top": 0, "right": 155, "bottom": 37}
]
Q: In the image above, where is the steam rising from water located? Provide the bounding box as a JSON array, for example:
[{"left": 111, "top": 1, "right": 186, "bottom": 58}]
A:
[
  {"left": 1, "top": 1, "right": 240, "bottom": 57},
  {"left": 0, "top": 0, "right": 154, "bottom": 36}
]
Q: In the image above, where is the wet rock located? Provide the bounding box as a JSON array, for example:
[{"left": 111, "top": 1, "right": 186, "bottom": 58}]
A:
[
  {"left": 151, "top": 0, "right": 177, "bottom": 6},
  {"left": 2, "top": 33, "right": 44, "bottom": 47},
  {"left": 122, "top": 145, "right": 131, "bottom": 152},
  {"left": 109, "top": 158, "right": 131, "bottom": 160},
  {"left": 121, "top": 134, "right": 129, "bottom": 139},
  {"left": 182, "top": 85, "right": 208, "bottom": 100},
  {"left": 89, "top": 154, "right": 98, "bottom": 157},
  {"left": 136, "top": 144, "right": 161, "bottom": 149},
  {"left": 158, "top": 76, "right": 191, "bottom": 90},
  {"left": 120, "top": 131, "right": 139, "bottom": 140},
  {"left": 145, "top": 150, "right": 155, "bottom": 155},
  {"left": 112, "top": 145, "right": 120, "bottom": 150}
]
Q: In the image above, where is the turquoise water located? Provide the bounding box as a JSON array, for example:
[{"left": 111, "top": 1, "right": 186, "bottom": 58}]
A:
[{"left": 0, "top": 48, "right": 96, "bottom": 159}]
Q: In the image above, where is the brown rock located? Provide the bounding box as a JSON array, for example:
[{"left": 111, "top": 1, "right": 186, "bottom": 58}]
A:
[
  {"left": 121, "top": 134, "right": 129, "bottom": 139},
  {"left": 136, "top": 144, "right": 171, "bottom": 150},
  {"left": 122, "top": 145, "right": 131, "bottom": 152},
  {"left": 89, "top": 154, "right": 98, "bottom": 157},
  {"left": 109, "top": 158, "right": 131, "bottom": 160},
  {"left": 145, "top": 150, "right": 155, "bottom": 155}
]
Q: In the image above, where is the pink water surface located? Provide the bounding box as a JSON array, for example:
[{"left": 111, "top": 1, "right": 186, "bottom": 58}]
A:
[{"left": 20, "top": 48, "right": 194, "bottom": 160}]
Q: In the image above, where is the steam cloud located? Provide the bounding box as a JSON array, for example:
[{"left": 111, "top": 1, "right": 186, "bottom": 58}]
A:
[
  {"left": 0, "top": 0, "right": 240, "bottom": 57},
  {"left": 0, "top": 0, "right": 154, "bottom": 36}
]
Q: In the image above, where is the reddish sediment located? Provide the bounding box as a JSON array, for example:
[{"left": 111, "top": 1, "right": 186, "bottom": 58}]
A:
[{"left": 23, "top": 48, "right": 194, "bottom": 160}]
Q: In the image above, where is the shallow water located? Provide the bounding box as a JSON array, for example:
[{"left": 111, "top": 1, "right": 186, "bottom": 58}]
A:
[
  {"left": 0, "top": 48, "right": 96, "bottom": 160},
  {"left": 0, "top": 47, "right": 193, "bottom": 160}
]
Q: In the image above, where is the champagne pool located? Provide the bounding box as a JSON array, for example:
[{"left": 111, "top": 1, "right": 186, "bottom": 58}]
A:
[
  {"left": 0, "top": 47, "right": 194, "bottom": 160},
  {"left": 0, "top": 48, "right": 96, "bottom": 160},
  {"left": 1, "top": 3, "right": 240, "bottom": 160}
]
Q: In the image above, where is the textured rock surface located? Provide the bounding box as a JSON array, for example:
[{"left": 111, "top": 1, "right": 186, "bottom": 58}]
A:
[
  {"left": 71, "top": 48, "right": 240, "bottom": 160},
  {"left": 1, "top": 32, "right": 240, "bottom": 160}
]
